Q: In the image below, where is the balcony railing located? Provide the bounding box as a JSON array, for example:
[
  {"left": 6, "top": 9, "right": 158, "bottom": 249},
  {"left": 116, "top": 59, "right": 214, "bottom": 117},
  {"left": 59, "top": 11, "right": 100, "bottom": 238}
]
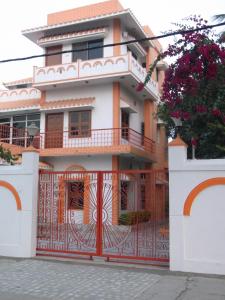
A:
[
  {"left": 0, "top": 125, "right": 155, "bottom": 155},
  {"left": 0, "top": 88, "right": 41, "bottom": 101},
  {"left": 33, "top": 53, "right": 159, "bottom": 99}
]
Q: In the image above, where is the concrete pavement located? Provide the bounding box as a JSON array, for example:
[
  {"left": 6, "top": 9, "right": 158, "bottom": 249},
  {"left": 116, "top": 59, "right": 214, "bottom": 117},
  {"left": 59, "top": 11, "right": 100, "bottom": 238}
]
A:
[{"left": 0, "top": 257, "right": 224, "bottom": 300}]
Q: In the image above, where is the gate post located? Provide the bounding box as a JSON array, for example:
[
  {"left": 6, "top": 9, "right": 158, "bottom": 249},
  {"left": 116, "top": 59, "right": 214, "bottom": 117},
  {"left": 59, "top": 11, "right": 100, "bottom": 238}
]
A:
[
  {"left": 96, "top": 171, "right": 103, "bottom": 256},
  {"left": 20, "top": 147, "right": 39, "bottom": 257}
]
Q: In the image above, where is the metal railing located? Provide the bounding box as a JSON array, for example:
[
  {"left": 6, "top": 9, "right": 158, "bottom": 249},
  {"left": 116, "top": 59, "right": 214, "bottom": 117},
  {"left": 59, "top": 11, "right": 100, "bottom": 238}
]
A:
[{"left": 0, "top": 125, "right": 155, "bottom": 154}]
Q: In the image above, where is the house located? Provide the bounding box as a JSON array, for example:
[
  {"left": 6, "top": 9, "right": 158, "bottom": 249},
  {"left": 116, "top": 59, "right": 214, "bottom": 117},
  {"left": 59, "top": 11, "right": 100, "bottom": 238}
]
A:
[{"left": 0, "top": 0, "right": 169, "bottom": 261}]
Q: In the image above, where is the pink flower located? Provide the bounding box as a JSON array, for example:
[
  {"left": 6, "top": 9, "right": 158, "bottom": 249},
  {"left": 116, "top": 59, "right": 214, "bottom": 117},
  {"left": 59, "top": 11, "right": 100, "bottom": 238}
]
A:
[
  {"left": 191, "top": 138, "right": 198, "bottom": 146},
  {"left": 196, "top": 105, "right": 207, "bottom": 113},
  {"left": 211, "top": 108, "right": 221, "bottom": 117},
  {"left": 182, "top": 111, "right": 190, "bottom": 120},
  {"left": 136, "top": 82, "right": 145, "bottom": 92},
  {"left": 170, "top": 111, "right": 181, "bottom": 118}
]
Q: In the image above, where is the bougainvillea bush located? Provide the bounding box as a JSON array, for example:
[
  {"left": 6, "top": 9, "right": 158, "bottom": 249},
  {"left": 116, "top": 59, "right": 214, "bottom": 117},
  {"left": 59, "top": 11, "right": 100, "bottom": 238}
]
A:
[{"left": 143, "top": 16, "right": 225, "bottom": 158}]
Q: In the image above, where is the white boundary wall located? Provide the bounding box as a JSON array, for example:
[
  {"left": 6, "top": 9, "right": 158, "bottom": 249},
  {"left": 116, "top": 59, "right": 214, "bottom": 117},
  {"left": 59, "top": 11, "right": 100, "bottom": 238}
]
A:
[
  {"left": 169, "top": 140, "right": 225, "bottom": 275},
  {"left": 0, "top": 149, "right": 39, "bottom": 257}
]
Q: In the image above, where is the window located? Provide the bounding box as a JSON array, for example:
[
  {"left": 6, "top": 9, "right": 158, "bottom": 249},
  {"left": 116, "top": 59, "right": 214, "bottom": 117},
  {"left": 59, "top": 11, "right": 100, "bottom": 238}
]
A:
[
  {"left": 69, "top": 111, "right": 91, "bottom": 137},
  {"left": 12, "top": 114, "right": 40, "bottom": 146},
  {"left": 72, "top": 39, "right": 103, "bottom": 62},
  {"left": 121, "top": 181, "right": 129, "bottom": 210},
  {"left": 127, "top": 47, "right": 137, "bottom": 60},
  {"left": 88, "top": 39, "right": 103, "bottom": 59},
  {"left": 121, "top": 110, "right": 129, "bottom": 140},
  {"left": 45, "top": 45, "right": 62, "bottom": 66},
  {"left": 68, "top": 182, "right": 84, "bottom": 210},
  {"left": 0, "top": 117, "right": 11, "bottom": 142}
]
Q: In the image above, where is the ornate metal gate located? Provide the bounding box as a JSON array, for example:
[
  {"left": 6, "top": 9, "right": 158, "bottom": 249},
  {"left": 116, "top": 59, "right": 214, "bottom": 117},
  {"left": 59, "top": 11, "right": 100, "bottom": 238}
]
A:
[{"left": 37, "top": 170, "right": 169, "bottom": 263}]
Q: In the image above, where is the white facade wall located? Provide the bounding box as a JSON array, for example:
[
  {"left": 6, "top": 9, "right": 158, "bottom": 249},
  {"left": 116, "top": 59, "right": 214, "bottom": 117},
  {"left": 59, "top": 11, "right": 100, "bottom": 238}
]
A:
[
  {"left": 169, "top": 142, "right": 225, "bottom": 275},
  {"left": 104, "top": 20, "right": 114, "bottom": 57},
  {"left": 120, "top": 86, "right": 144, "bottom": 133},
  {"left": 45, "top": 83, "right": 113, "bottom": 129},
  {"left": 45, "top": 155, "right": 112, "bottom": 171},
  {"left": 0, "top": 150, "right": 39, "bottom": 257}
]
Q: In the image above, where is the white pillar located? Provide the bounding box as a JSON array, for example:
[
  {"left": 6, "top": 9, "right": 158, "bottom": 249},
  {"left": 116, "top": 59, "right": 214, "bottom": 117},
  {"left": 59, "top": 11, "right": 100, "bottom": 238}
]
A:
[
  {"left": 21, "top": 147, "right": 39, "bottom": 257},
  {"left": 168, "top": 136, "right": 187, "bottom": 271}
]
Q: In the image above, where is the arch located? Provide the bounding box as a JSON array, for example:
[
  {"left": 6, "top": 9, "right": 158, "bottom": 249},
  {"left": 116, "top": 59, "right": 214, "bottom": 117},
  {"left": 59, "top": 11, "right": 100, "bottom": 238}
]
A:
[
  {"left": 66, "top": 65, "right": 76, "bottom": 72},
  {"left": 0, "top": 180, "right": 22, "bottom": 210},
  {"left": 37, "top": 69, "right": 46, "bottom": 76},
  {"left": 82, "top": 62, "right": 92, "bottom": 69},
  {"left": 57, "top": 66, "right": 65, "bottom": 73},
  {"left": 115, "top": 57, "right": 126, "bottom": 64},
  {"left": 93, "top": 61, "right": 103, "bottom": 68},
  {"left": 58, "top": 165, "right": 90, "bottom": 224},
  {"left": 29, "top": 88, "right": 38, "bottom": 95},
  {"left": 19, "top": 89, "right": 28, "bottom": 95},
  {"left": 47, "top": 68, "right": 55, "bottom": 74},
  {"left": 183, "top": 177, "right": 225, "bottom": 216},
  {"left": 104, "top": 59, "right": 114, "bottom": 66},
  {"left": 65, "top": 164, "right": 86, "bottom": 172}
]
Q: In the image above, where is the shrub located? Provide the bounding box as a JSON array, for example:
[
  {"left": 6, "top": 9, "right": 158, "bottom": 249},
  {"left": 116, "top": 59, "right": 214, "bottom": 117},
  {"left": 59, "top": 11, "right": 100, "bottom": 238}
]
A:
[{"left": 119, "top": 211, "right": 151, "bottom": 225}]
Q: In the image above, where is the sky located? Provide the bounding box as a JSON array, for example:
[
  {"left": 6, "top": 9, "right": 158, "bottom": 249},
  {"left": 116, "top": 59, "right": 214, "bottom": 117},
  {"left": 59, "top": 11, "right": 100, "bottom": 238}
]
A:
[{"left": 0, "top": 0, "right": 224, "bottom": 86}]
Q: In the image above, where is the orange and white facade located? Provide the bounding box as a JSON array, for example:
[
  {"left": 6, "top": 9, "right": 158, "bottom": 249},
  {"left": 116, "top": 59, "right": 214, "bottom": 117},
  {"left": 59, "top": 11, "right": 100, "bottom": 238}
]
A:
[{"left": 0, "top": 0, "right": 167, "bottom": 173}]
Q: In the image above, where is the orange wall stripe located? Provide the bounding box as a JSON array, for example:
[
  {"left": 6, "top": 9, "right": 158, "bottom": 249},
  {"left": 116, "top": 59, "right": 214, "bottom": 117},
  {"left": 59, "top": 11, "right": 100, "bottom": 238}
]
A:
[
  {"left": 40, "top": 91, "right": 46, "bottom": 106},
  {"left": 183, "top": 177, "right": 225, "bottom": 216},
  {"left": 0, "top": 181, "right": 22, "bottom": 210},
  {"left": 113, "top": 19, "right": 121, "bottom": 56},
  {"left": 144, "top": 99, "right": 151, "bottom": 139}
]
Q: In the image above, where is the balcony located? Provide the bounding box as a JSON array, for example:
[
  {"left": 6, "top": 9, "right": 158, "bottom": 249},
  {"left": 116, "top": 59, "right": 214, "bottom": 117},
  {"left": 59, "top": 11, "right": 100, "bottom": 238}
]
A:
[
  {"left": 33, "top": 53, "right": 159, "bottom": 100},
  {"left": 0, "top": 88, "right": 41, "bottom": 101},
  {"left": 0, "top": 125, "right": 156, "bottom": 161}
]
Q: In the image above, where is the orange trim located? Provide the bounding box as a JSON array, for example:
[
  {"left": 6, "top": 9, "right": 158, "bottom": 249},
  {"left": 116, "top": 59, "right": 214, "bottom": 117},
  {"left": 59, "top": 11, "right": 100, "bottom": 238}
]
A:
[
  {"left": 47, "top": 0, "right": 124, "bottom": 25},
  {"left": 0, "top": 99, "right": 40, "bottom": 110},
  {"left": 1, "top": 143, "right": 24, "bottom": 156},
  {"left": 0, "top": 181, "right": 22, "bottom": 210},
  {"left": 144, "top": 99, "right": 151, "bottom": 139},
  {"left": 113, "top": 18, "right": 121, "bottom": 56},
  {"left": 169, "top": 135, "right": 187, "bottom": 147},
  {"left": 40, "top": 91, "right": 46, "bottom": 106},
  {"left": 183, "top": 177, "right": 225, "bottom": 216},
  {"left": 146, "top": 48, "right": 151, "bottom": 70},
  {"left": 40, "top": 98, "right": 95, "bottom": 110},
  {"left": 113, "top": 82, "right": 120, "bottom": 145},
  {"left": 4, "top": 77, "right": 33, "bottom": 87},
  {"left": 22, "top": 146, "right": 39, "bottom": 153},
  {"left": 39, "top": 144, "right": 155, "bottom": 161}
]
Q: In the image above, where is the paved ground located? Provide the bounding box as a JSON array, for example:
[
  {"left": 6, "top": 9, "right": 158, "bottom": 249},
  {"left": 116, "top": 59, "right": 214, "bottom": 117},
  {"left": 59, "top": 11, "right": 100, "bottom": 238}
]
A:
[{"left": 0, "top": 258, "right": 224, "bottom": 300}]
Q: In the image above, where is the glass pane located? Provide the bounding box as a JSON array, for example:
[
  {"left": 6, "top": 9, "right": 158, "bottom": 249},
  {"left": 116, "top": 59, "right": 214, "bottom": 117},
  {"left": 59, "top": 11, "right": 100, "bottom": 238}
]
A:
[
  {"left": 27, "top": 121, "right": 40, "bottom": 129},
  {"left": 70, "top": 125, "right": 79, "bottom": 136},
  {"left": 13, "top": 115, "right": 26, "bottom": 122},
  {"left": 81, "top": 111, "right": 90, "bottom": 122},
  {"left": 27, "top": 114, "right": 40, "bottom": 121},
  {"left": 70, "top": 112, "right": 79, "bottom": 123},
  {"left": 13, "top": 121, "right": 26, "bottom": 129},
  {"left": 81, "top": 125, "right": 90, "bottom": 136},
  {"left": 72, "top": 42, "right": 88, "bottom": 61},
  {"left": 0, "top": 117, "right": 10, "bottom": 123},
  {"left": 88, "top": 39, "right": 103, "bottom": 60}
]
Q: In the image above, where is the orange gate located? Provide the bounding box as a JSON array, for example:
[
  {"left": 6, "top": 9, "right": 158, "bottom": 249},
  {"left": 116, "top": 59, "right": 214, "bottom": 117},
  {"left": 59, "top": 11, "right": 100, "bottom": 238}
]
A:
[{"left": 37, "top": 170, "right": 169, "bottom": 263}]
